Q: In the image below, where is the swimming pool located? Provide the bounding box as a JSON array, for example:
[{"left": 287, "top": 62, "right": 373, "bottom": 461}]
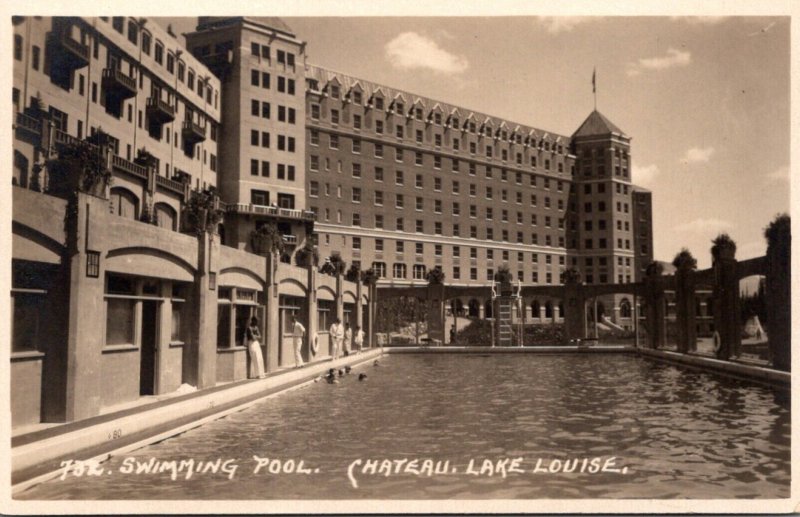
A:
[{"left": 18, "top": 354, "right": 790, "bottom": 499}]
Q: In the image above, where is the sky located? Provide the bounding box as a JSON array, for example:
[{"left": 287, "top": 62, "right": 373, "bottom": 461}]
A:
[{"left": 160, "top": 14, "right": 790, "bottom": 269}]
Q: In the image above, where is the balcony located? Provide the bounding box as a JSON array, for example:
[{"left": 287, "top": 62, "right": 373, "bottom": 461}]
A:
[
  {"left": 102, "top": 68, "right": 137, "bottom": 100},
  {"left": 14, "top": 112, "right": 41, "bottom": 141},
  {"left": 110, "top": 154, "right": 148, "bottom": 181},
  {"left": 182, "top": 120, "right": 206, "bottom": 145},
  {"left": 224, "top": 203, "right": 317, "bottom": 223},
  {"left": 47, "top": 31, "right": 89, "bottom": 71},
  {"left": 146, "top": 97, "right": 175, "bottom": 124},
  {"left": 201, "top": 50, "right": 234, "bottom": 78},
  {"left": 281, "top": 234, "right": 298, "bottom": 246}
]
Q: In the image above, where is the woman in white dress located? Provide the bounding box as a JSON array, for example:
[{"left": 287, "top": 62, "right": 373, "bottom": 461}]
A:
[{"left": 246, "top": 316, "right": 266, "bottom": 379}]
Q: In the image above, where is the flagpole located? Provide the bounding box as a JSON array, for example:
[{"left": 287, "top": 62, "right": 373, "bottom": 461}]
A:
[{"left": 592, "top": 67, "right": 597, "bottom": 111}]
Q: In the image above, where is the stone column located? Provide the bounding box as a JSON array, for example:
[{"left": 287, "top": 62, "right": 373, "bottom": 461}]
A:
[
  {"left": 156, "top": 281, "right": 173, "bottom": 394},
  {"left": 766, "top": 222, "right": 790, "bottom": 371},
  {"left": 61, "top": 193, "right": 108, "bottom": 421},
  {"left": 335, "top": 272, "right": 344, "bottom": 323},
  {"left": 562, "top": 280, "right": 586, "bottom": 345},
  {"left": 264, "top": 252, "right": 281, "bottom": 371},
  {"left": 674, "top": 265, "right": 697, "bottom": 354},
  {"left": 644, "top": 269, "right": 666, "bottom": 349},
  {"left": 306, "top": 264, "right": 318, "bottom": 361},
  {"left": 187, "top": 231, "right": 218, "bottom": 389},
  {"left": 427, "top": 283, "right": 446, "bottom": 344},
  {"left": 712, "top": 252, "right": 740, "bottom": 361}
]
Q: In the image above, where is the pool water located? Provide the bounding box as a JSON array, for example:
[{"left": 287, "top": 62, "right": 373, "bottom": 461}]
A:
[{"left": 18, "top": 354, "right": 790, "bottom": 499}]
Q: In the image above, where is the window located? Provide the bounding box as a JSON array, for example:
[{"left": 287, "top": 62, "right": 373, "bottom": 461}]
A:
[
  {"left": 13, "top": 35, "right": 22, "bottom": 61},
  {"left": 372, "top": 262, "right": 386, "bottom": 278},
  {"left": 329, "top": 134, "right": 339, "bottom": 149},
  {"left": 309, "top": 181, "right": 319, "bottom": 197},
  {"left": 375, "top": 239, "right": 384, "bottom": 252},
  {"left": 311, "top": 104, "right": 320, "bottom": 120},
  {"left": 375, "top": 167, "right": 384, "bottom": 182},
  {"left": 396, "top": 194, "right": 404, "bottom": 209},
  {"left": 395, "top": 170, "right": 404, "bottom": 185},
  {"left": 352, "top": 187, "right": 361, "bottom": 203},
  {"left": 251, "top": 189, "right": 269, "bottom": 205},
  {"left": 375, "top": 120, "right": 384, "bottom": 134},
  {"left": 374, "top": 191, "right": 384, "bottom": 206},
  {"left": 413, "top": 264, "right": 426, "bottom": 280},
  {"left": 393, "top": 263, "right": 407, "bottom": 279},
  {"left": 155, "top": 41, "right": 164, "bottom": 65},
  {"left": 331, "top": 109, "right": 339, "bottom": 124},
  {"left": 31, "top": 45, "right": 40, "bottom": 71},
  {"left": 353, "top": 114, "right": 362, "bottom": 129}
]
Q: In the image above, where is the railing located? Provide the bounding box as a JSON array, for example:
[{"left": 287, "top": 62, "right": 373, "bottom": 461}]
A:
[
  {"left": 15, "top": 112, "right": 41, "bottom": 135},
  {"left": 51, "top": 32, "right": 89, "bottom": 66},
  {"left": 53, "top": 128, "right": 85, "bottom": 149},
  {"left": 110, "top": 154, "right": 147, "bottom": 180},
  {"left": 224, "top": 203, "right": 316, "bottom": 222},
  {"left": 146, "top": 97, "right": 175, "bottom": 121},
  {"left": 182, "top": 120, "right": 206, "bottom": 142},
  {"left": 281, "top": 234, "right": 298, "bottom": 245},
  {"left": 155, "top": 174, "right": 185, "bottom": 195},
  {"left": 102, "top": 68, "right": 137, "bottom": 96}
]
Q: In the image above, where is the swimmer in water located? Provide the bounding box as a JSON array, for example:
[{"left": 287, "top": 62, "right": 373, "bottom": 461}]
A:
[
  {"left": 373, "top": 359, "right": 380, "bottom": 367},
  {"left": 325, "top": 368, "right": 338, "bottom": 384},
  {"left": 338, "top": 369, "right": 344, "bottom": 377},
  {"left": 345, "top": 365, "right": 352, "bottom": 374},
  {"left": 358, "top": 373, "right": 367, "bottom": 381}
]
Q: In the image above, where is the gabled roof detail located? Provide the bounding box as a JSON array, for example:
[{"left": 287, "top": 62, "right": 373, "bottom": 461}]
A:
[{"left": 572, "top": 110, "right": 628, "bottom": 138}]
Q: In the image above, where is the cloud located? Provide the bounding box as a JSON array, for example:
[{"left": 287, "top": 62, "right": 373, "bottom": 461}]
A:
[
  {"left": 385, "top": 32, "right": 468, "bottom": 74},
  {"left": 537, "top": 17, "right": 592, "bottom": 34},
  {"left": 627, "top": 47, "right": 692, "bottom": 76},
  {"left": 674, "top": 218, "right": 733, "bottom": 234},
  {"left": 681, "top": 146, "right": 715, "bottom": 164},
  {"left": 765, "top": 165, "right": 789, "bottom": 183},
  {"left": 632, "top": 163, "right": 660, "bottom": 187}
]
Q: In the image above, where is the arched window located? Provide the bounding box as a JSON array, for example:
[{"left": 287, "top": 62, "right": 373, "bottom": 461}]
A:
[
  {"left": 110, "top": 187, "right": 139, "bottom": 220},
  {"left": 619, "top": 298, "right": 632, "bottom": 318},
  {"left": 545, "top": 301, "right": 553, "bottom": 319},
  {"left": 413, "top": 264, "right": 427, "bottom": 280},
  {"left": 531, "top": 300, "right": 541, "bottom": 319},
  {"left": 371, "top": 262, "right": 386, "bottom": 278},
  {"left": 392, "top": 263, "right": 407, "bottom": 279},
  {"left": 154, "top": 202, "right": 177, "bottom": 231}
]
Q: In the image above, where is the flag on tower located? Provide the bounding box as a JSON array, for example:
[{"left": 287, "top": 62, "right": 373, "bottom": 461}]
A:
[{"left": 592, "top": 67, "right": 596, "bottom": 93}]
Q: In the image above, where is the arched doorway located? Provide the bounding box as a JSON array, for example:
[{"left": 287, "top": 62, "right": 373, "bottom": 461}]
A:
[
  {"left": 619, "top": 298, "right": 632, "bottom": 318},
  {"left": 484, "top": 299, "right": 493, "bottom": 319},
  {"left": 468, "top": 299, "right": 480, "bottom": 318},
  {"left": 531, "top": 300, "right": 541, "bottom": 320}
]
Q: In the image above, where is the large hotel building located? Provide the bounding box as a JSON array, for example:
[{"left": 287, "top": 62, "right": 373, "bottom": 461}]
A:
[{"left": 11, "top": 16, "right": 652, "bottom": 427}]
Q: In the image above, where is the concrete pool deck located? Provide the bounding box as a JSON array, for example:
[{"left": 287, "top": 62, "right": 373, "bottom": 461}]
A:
[
  {"left": 11, "top": 348, "right": 384, "bottom": 493},
  {"left": 10, "top": 344, "right": 790, "bottom": 493}
]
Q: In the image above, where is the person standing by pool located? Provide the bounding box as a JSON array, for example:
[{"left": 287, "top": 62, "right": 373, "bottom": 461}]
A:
[
  {"left": 329, "top": 318, "right": 344, "bottom": 360},
  {"left": 354, "top": 325, "right": 365, "bottom": 351},
  {"left": 344, "top": 322, "right": 352, "bottom": 355},
  {"left": 246, "top": 317, "right": 266, "bottom": 379},
  {"left": 291, "top": 315, "right": 306, "bottom": 368}
]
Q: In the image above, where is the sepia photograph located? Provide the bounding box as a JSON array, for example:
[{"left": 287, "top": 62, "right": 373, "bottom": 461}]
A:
[{"left": 3, "top": 1, "right": 795, "bottom": 514}]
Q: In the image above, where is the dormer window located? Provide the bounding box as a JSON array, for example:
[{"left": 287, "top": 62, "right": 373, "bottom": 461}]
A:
[
  {"left": 395, "top": 102, "right": 404, "bottom": 114},
  {"left": 353, "top": 90, "right": 362, "bottom": 104},
  {"left": 374, "top": 97, "right": 384, "bottom": 110},
  {"left": 415, "top": 107, "right": 423, "bottom": 120},
  {"left": 330, "top": 85, "right": 340, "bottom": 99}
]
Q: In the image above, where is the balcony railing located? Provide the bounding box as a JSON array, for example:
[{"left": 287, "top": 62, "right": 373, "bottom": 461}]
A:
[
  {"left": 15, "top": 112, "right": 41, "bottom": 137},
  {"left": 102, "top": 68, "right": 137, "bottom": 99},
  {"left": 155, "top": 174, "right": 185, "bottom": 195},
  {"left": 48, "top": 31, "right": 89, "bottom": 70},
  {"left": 182, "top": 120, "right": 206, "bottom": 144},
  {"left": 281, "top": 234, "right": 298, "bottom": 245},
  {"left": 146, "top": 97, "right": 175, "bottom": 124},
  {"left": 224, "top": 203, "right": 316, "bottom": 222},
  {"left": 53, "top": 128, "right": 85, "bottom": 149},
  {"left": 111, "top": 154, "right": 147, "bottom": 181}
]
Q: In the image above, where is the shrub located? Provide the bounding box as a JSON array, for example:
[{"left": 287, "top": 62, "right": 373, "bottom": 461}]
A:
[
  {"left": 425, "top": 266, "right": 445, "bottom": 285},
  {"left": 671, "top": 248, "right": 697, "bottom": 270}
]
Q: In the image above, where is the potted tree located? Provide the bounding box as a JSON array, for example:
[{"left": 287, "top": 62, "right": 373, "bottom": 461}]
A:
[
  {"left": 711, "top": 233, "right": 737, "bottom": 263},
  {"left": 184, "top": 187, "right": 224, "bottom": 235},
  {"left": 320, "top": 252, "right": 346, "bottom": 277},
  {"left": 360, "top": 267, "right": 378, "bottom": 286},
  {"left": 560, "top": 267, "right": 582, "bottom": 285},
  {"left": 425, "top": 266, "right": 445, "bottom": 285},
  {"left": 250, "top": 222, "right": 285, "bottom": 256},
  {"left": 494, "top": 264, "right": 514, "bottom": 295},
  {"left": 46, "top": 140, "right": 112, "bottom": 198},
  {"left": 345, "top": 263, "right": 361, "bottom": 282},
  {"left": 672, "top": 248, "right": 697, "bottom": 271},
  {"left": 295, "top": 241, "right": 320, "bottom": 268}
]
